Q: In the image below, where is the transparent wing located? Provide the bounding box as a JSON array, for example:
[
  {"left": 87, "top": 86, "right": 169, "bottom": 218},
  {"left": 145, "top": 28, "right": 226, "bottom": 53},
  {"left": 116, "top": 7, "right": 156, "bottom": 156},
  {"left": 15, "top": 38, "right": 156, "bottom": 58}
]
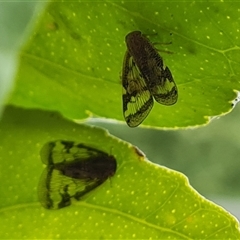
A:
[
  {"left": 122, "top": 51, "right": 154, "bottom": 127},
  {"left": 151, "top": 66, "right": 178, "bottom": 105}
]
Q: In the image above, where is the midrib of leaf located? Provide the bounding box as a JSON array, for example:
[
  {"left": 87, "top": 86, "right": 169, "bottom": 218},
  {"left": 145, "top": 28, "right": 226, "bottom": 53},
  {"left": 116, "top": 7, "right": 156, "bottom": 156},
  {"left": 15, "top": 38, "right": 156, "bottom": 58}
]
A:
[
  {"left": 79, "top": 201, "right": 192, "bottom": 239},
  {"left": 0, "top": 200, "right": 192, "bottom": 239},
  {"left": 21, "top": 52, "right": 115, "bottom": 85}
]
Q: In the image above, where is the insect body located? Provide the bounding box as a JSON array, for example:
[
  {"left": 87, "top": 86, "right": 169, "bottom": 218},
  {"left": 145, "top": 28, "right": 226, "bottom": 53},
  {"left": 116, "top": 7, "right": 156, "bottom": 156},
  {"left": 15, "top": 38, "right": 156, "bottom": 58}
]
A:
[
  {"left": 38, "top": 140, "right": 117, "bottom": 209},
  {"left": 122, "top": 31, "right": 178, "bottom": 127}
]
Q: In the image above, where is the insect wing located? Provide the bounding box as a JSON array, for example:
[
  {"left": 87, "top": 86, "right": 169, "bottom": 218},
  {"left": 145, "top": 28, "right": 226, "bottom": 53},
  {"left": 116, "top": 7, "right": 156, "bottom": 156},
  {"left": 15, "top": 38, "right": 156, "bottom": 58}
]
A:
[
  {"left": 122, "top": 51, "right": 153, "bottom": 127},
  {"left": 123, "top": 31, "right": 178, "bottom": 127},
  {"left": 38, "top": 141, "right": 117, "bottom": 209},
  {"left": 151, "top": 66, "right": 178, "bottom": 105}
]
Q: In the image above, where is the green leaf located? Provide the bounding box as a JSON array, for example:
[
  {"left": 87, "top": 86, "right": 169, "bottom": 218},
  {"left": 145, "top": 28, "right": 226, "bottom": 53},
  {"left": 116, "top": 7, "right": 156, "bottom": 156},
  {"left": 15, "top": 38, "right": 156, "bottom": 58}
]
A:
[
  {"left": 0, "top": 106, "right": 239, "bottom": 239},
  {"left": 1, "top": 2, "right": 239, "bottom": 238},
  {"left": 7, "top": 1, "right": 240, "bottom": 128}
]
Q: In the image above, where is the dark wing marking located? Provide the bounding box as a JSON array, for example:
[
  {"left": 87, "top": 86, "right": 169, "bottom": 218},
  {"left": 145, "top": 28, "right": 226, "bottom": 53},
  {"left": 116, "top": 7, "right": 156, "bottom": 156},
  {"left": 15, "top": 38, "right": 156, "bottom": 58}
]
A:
[
  {"left": 122, "top": 51, "right": 153, "bottom": 127},
  {"left": 150, "top": 66, "right": 178, "bottom": 105}
]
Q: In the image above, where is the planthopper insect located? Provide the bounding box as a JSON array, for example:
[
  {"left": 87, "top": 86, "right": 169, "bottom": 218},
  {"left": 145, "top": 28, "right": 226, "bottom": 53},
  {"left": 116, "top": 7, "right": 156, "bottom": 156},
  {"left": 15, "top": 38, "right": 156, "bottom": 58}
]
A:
[
  {"left": 122, "top": 31, "right": 178, "bottom": 127},
  {"left": 38, "top": 140, "right": 117, "bottom": 209}
]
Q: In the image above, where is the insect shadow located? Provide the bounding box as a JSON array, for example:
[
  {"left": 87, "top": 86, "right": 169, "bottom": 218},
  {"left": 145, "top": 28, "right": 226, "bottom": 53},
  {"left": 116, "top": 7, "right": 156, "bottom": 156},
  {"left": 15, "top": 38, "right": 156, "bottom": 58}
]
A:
[{"left": 38, "top": 140, "right": 117, "bottom": 209}]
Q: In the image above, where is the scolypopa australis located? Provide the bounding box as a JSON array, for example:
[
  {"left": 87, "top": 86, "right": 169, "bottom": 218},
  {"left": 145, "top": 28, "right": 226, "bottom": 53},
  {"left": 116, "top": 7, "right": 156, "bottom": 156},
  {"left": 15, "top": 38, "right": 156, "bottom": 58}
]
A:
[
  {"left": 122, "top": 31, "right": 178, "bottom": 127},
  {"left": 38, "top": 140, "right": 117, "bottom": 209}
]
